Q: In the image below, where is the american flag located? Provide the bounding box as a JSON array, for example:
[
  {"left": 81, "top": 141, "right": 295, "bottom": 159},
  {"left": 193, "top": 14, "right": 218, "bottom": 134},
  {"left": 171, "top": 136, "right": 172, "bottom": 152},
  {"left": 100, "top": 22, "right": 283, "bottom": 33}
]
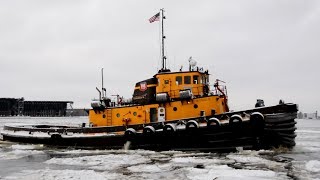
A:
[{"left": 149, "top": 12, "right": 160, "bottom": 23}]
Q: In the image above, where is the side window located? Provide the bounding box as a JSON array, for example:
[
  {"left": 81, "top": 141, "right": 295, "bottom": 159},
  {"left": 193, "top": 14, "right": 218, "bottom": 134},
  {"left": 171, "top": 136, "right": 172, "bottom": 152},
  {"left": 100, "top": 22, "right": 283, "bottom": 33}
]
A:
[
  {"left": 176, "top": 76, "right": 182, "bottom": 85},
  {"left": 184, "top": 76, "right": 191, "bottom": 84},
  {"left": 164, "top": 80, "right": 169, "bottom": 84},
  {"left": 193, "top": 75, "right": 199, "bottom": 84}
]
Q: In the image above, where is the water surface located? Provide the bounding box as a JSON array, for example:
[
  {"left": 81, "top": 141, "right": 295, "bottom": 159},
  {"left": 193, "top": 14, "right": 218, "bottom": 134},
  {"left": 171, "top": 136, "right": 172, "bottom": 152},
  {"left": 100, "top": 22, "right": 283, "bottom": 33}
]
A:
[{"left": 0, "top": 117, "right": 319, "bottom": 179}]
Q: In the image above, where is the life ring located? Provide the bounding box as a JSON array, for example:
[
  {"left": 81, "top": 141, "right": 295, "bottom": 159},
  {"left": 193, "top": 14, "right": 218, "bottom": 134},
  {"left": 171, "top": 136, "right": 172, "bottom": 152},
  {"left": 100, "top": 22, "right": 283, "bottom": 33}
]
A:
[
  {"left": 163, "top": 123, "right": 176, "bottom": 133},
  {"left": 125, "top": 128, "right": 136, "bottom": 140},
  {"left": 186, "top": 120, "right": 199, "bottom": 130},
  {"left": 143, "top": 126, "right": 156, "bottom": 135},
  {"left": 229, "top": 114, "right": 243, "bottom": 127},
  {"left": 207, "top": 118, "right": 221, "bottom": 128}
]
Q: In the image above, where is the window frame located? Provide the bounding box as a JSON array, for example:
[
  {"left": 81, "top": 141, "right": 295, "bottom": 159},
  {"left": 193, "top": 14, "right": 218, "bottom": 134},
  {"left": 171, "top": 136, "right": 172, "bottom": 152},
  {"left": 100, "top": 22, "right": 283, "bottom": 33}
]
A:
[
  {"left": 176, "top": 76, "right": 182, "bottom": 85},
  {"left": 184, "top": 76, "right": 191, "bottom": 84}
]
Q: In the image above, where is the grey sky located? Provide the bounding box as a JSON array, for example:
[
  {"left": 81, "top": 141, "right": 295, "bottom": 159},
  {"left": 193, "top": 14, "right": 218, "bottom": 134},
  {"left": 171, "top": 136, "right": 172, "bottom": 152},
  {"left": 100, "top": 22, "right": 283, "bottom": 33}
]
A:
[{"left": 0, "top": 0, "right": 319, "bottom": 112}]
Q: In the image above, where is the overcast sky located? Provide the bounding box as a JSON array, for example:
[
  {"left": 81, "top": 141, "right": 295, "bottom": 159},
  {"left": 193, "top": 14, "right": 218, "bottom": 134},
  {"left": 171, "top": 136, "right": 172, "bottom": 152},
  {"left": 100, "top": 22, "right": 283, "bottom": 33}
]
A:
[{"left": 0, "top": 0, "right": 319, "bottom": 112}]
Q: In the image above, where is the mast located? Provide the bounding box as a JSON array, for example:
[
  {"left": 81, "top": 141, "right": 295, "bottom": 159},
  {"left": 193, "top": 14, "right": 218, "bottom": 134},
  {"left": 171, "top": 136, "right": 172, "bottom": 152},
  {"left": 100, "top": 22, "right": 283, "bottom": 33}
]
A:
[
  {"left": 161, "top": 9, "right": 165, "bottom": 70},
  {"left": 159, "top": 9, "right": 170, "bottom": 73},
  {"left": 101, "top": 68, "right": 106, "bottom": 98}
]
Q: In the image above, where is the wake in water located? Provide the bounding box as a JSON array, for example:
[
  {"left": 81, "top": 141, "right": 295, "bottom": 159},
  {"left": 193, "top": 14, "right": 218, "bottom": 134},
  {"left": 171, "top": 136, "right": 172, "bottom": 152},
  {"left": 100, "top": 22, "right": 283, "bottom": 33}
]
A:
[{"left": 123, "top": 141, "right": 131, "bottom": 151}]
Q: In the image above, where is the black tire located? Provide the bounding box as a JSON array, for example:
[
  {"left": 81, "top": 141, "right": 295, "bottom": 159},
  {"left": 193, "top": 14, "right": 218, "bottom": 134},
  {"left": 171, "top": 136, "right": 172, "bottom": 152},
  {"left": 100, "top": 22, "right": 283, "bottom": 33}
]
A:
[
  {"left": 51, "top": 133, "right": 62, "bottom": 139},
  {"left": 250, "top": 112, "right": 265, "bottom": 129},
  {"left": 143, "top": 126, "right": 156, "bottom": 136},
  {"left": 207, "top": 118, "right": 221, "bottom": 128},
  {"left": 264, "top": 112, "right": 297, "bottom": 123},
  {"left": 163, "top": 124, "right": 176, "bottom": 134},
  {"left": 125, "top": 128, "right": 136, "bottom": 141},
  {"left": 229, "top": 114, "right": 243, "bottom": 127},
  {"left": 265, "top": 121, "right": 296, "bottom": 129},
  {"left": 250, "top": 112, "right": 265, "bottom": 136},
  {"left": 50, "top": 133, "right": 62, "bottom": 143},
  {"left": 186, "top": 120, "right": 199, "bottom": 130}
]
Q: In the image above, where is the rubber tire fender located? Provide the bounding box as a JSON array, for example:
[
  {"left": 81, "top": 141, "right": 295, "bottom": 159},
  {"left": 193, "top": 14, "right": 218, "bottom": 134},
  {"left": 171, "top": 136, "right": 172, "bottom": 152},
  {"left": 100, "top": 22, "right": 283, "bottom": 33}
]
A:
[
  {"left": 50, "top": 133, "right": 62, "bottom": 144},
  {"left": 143, "top": 126, "right": 156, "bottom": 135},
  {"left": 186, "top": 120, "right": 199, "bottom": 130},
  {"left": 229, "top": 114, "right": 243, "bottom": 127},
  {"left": 125, "top": 128, "right": 136, "bottom": 140},
  {"left": 250, "top": 112, "right": 264, "bottom": 128},
  {"left": 207, "top": 118, "right": 221, "bottom": 128},
  {"left": 163, "top": 123, "right": 176, "bottom": 133},
  {"left": 51, "top": 133, "right": 62, "bottom": 139}
]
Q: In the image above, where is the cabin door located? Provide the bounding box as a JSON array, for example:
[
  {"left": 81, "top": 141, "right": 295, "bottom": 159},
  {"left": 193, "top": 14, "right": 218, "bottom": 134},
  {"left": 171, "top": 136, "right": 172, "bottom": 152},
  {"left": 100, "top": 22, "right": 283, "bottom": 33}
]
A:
[
  {"left": 150, "top": 108, "right": 157, "bottom": 123},
  {"left": 157, "top": 107, "right": 165, "bottom": 122}
]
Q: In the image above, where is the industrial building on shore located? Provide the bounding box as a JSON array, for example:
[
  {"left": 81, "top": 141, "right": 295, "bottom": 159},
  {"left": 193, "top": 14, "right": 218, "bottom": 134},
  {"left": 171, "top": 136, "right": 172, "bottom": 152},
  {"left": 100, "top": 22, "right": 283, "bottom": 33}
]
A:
[{"left": 0, "top": 98, "right": 74, "bottom": 117}]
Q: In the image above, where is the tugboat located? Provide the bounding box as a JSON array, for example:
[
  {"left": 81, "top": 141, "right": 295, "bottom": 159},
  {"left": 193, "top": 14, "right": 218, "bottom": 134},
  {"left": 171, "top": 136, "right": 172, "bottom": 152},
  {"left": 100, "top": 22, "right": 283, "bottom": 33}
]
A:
[{"left": 1, "top": 10, "right": 298, "bottom": 152}]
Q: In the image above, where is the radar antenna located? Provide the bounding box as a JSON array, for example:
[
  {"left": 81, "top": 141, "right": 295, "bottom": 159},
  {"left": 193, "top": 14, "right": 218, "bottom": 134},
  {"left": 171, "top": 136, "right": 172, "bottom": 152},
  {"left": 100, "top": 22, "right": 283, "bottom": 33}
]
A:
[{"left": 188, "top": 56, "right": 197, "bottom": 71}]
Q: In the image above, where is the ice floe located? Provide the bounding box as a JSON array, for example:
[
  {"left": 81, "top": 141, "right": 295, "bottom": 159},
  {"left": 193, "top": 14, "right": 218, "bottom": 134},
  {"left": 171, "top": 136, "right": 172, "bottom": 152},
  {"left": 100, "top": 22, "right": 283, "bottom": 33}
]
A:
[
  {"left": 45, "top": 154, "right": 151, "bottom": 171},
  {"left": 0, "top": 144, "right": 45, "bottom": 160},
  {"left": 185, "top": 166, "right": 277, "bottom": 180},
  {"left": 4, "top": 168, "right": 125, "bottom": 180},
  {"left": 305, "top": 160, "right": 320, "bottom": 173}
]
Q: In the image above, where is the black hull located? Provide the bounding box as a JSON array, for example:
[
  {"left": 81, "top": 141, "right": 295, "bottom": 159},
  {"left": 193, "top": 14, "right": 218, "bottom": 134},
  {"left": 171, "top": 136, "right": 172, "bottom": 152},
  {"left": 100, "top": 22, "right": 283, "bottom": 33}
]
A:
[{"left": 1, "top": 103, "right": 298, "bottom": 152}]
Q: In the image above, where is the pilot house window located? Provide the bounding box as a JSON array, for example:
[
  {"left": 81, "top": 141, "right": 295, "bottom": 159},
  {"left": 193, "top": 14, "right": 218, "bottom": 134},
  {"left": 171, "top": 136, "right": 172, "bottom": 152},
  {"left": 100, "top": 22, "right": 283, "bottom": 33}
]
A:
[
  {"left": 176, "top": 76, "right": 182, "bottom": 85},
  {"left": 184, "top": 76, "right": 191, "bottom": 84},
  {"left": 201, "top": 75, "right": 209, "bottom": 84},
  {"left": 193, "top": 75, "right": 199, "bottom": 84}
]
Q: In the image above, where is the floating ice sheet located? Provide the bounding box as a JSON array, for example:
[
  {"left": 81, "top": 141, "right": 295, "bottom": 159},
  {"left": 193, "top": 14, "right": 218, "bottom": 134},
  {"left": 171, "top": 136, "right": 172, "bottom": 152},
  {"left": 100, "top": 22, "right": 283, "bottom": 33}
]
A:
[
  {"left": 4, "top": 168, "right": 125, "bottom": 180},
  {"left": 305, "top": 160, "right": 320, "bottom": 173}
]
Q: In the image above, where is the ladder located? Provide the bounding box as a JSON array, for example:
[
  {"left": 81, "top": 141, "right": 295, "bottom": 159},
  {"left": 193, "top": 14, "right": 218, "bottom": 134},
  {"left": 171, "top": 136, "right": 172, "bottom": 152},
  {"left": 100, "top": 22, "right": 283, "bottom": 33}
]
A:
[{"left": 106, "top": 109, "right": 112, "bottom": 126}]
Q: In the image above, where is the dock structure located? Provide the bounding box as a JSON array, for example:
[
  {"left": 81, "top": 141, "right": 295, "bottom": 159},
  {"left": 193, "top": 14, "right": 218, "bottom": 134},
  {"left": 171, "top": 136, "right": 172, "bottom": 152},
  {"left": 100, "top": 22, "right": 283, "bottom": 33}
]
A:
[
  {"left": 0, "top": 98, "right": 73, "bottom": 117},
  {"left": 0, "top": 98, "right": 18, "bottom": 116}
]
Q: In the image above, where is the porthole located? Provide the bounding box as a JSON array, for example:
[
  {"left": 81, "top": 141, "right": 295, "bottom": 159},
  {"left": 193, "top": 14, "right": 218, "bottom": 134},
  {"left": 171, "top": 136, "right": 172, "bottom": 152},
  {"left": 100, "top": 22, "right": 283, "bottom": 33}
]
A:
[
  {"left": 116, "top": 113, "right": 120, "bottom": 118},
  {"left": 133, "top": 112, "right": 137, "bottom": 116},
  {"left": 194, "top": 104, "right": 198, "bottom": 109},
  {"left": 102, "top": 114, "right": 106, "bottom": 118},
  {"left": 173, "top": 107, "right": 177, "bottom": 111}
]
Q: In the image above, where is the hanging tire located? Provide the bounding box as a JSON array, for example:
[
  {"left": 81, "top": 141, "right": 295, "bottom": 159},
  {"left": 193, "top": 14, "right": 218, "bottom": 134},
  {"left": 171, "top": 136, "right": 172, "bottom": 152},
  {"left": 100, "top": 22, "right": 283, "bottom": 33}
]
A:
[
  {"left": 125, "top": 128, "right": 136, "bottom": 141},
  {"left": 207, "top": 118, "right": 221, "bottom": 128},
  {"left": 229, "top": 114, "right": 243, "bottom": 127},
  {"left": 186, "top": 120, "right": 199, "bottom": 130},
  {"left": 250, "top": 112, "right": 264, "bottom": 129},
  {"left": 163, "top": 123, "right": 176, "bottom": 134},
  {"left": 51, "top": 133, "right": 62, "bottom": 143},
  {"left": 143, "top": 126, "right": 156, "bottom": 136},
  {"left": 51, "top": 133, "right": 62, "bottom": 140}
]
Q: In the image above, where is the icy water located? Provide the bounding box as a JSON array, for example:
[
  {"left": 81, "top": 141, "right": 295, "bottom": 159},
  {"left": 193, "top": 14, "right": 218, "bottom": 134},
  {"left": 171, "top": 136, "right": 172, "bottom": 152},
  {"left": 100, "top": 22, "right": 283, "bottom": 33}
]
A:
[{"left": 0, "top": 117, "right": 319, "bottom": 180}]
